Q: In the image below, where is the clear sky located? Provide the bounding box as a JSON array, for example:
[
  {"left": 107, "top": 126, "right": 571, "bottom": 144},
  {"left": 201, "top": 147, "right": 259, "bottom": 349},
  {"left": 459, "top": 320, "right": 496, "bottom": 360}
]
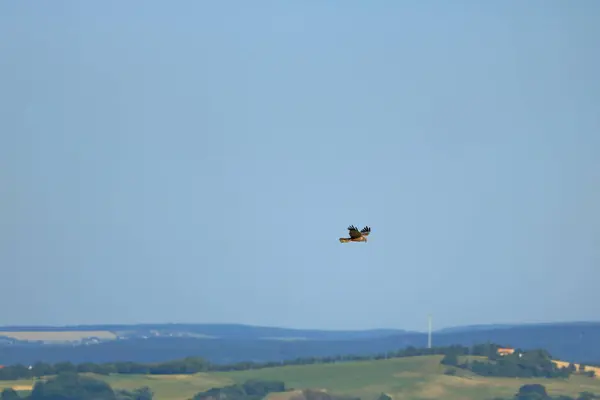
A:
[{"left": 2, "top": 1, "right": 599, "bottom": 331}]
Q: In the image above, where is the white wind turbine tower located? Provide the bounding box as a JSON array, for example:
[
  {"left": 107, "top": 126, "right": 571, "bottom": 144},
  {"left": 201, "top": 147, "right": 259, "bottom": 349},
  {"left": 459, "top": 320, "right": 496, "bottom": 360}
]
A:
[{"left": 427, "top": 314, "right": 432, "bottom": 349}]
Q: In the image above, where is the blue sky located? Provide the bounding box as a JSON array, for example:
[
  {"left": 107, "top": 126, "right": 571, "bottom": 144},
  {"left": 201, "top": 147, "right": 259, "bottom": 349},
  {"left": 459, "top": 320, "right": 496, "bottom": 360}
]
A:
[{"left": 2, "top": 1, "right": 599, "bottom": 331}]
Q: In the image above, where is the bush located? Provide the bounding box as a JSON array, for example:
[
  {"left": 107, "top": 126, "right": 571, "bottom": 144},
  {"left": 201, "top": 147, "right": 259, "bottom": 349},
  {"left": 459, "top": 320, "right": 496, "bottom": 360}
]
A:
[
  {"left": 440, "top": 353, "right": 458, "bottom": 366},
  {"left": 444, "top": 368, "right": 457, "bottom": 376},
  {"left": 515, "top": 384, "right": 548, "bottom": 400}
]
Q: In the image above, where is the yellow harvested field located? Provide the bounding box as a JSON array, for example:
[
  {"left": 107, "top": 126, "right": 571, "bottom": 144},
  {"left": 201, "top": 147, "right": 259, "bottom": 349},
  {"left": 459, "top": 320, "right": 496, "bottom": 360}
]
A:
[
  {"left": 11, "top": 385, "right": 34, "bottom": 391},
  {"left": 553, "top": 360, "right": 600, "bottom": 378},
  {"left": 0, "top": 331, "right": 116, "bottom": 341}
]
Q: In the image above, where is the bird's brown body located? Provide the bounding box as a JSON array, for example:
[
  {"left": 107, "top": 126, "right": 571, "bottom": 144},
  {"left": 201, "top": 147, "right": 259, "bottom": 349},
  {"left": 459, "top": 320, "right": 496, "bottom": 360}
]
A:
[{"left": 339, "top": 225, "right": 371, "bottom": 243}]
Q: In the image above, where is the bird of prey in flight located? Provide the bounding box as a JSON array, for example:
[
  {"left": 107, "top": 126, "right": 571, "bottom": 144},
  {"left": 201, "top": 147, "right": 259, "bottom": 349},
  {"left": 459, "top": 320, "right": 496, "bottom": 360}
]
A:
[{"left": 339, "top": 225, "right": 371, "bottom": 243}]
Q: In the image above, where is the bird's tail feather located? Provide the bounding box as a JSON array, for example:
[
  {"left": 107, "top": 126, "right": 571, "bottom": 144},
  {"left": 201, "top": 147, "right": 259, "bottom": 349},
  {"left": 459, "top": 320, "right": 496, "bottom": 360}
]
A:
[{"left": 339, "top": 238, "right": 351, "bottom": 243}]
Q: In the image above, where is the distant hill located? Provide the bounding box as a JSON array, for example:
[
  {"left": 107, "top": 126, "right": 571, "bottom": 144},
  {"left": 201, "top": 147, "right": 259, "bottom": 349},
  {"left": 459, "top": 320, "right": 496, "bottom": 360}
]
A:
[
  {"left": 435, "top": 324, "right": 520, "bottom": 333},
  {"left": 436, "top": 321, "right": 599, "bottom": 334},
  {"left": 0, "top": 321, "right": 598, "bottom": 366},
  {"left": 0, "top": 323, "right": 409, "bottom": 341}
]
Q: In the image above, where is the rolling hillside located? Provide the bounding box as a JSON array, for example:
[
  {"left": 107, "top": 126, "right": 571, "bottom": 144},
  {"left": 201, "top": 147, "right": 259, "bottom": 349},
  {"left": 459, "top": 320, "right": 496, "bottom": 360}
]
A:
[{"left": 2, "top": 355, "right": 599, "bottom": 400}]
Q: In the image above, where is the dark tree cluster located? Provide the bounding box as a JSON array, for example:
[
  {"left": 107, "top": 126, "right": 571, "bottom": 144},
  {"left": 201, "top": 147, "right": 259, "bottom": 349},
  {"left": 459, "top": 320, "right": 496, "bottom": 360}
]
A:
[
  {"left": 441, "top": 347, "right": 578, "bottom": 378},
  {"left": 193, "top": 384, "right": 363, "bottom": 400},
  {"left": 0, "top": 343, "right": 495, "bottom": 381},
  {"left": 192, "top": 379, "right": 285, "bottom": 400},
  {"left": 493, "top": 383, "right": 600, "bottom": 400},
  {"left": 0, "top": 373, "right": 153, "bottom": 400},
  {"left": 290, "top": 389, "right": 361, "bottom": 400}
]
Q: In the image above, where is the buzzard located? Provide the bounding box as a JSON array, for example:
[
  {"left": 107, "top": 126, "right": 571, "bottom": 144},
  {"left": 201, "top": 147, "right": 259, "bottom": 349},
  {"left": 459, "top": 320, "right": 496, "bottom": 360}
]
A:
[{"left": 339, "top": 225, "right": 371, "bottom": 243}]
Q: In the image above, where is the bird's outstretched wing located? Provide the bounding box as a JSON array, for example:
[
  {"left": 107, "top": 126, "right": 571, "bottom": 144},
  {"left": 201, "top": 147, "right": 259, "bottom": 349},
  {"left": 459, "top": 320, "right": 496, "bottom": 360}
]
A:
[
  {"left": 361, "top": 226, "right": 371, "bottom": 236},
  {"left": 348, "top": 225, "right": 362, "bottom": 239}
]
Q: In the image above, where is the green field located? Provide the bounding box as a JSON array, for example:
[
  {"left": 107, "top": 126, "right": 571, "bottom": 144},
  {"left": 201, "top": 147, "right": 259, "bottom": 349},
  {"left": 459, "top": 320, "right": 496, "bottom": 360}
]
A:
[{"left": 2, "top": 356, "right": 599, "bottom": 400}]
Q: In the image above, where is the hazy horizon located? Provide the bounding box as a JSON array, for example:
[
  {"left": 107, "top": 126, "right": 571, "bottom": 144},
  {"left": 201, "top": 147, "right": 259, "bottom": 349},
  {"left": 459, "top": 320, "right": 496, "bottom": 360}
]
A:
[
  {"left": 0, "top": 318, "right": 599, "bottom": 333},
  {"left": 3, "top": 1, "right": 599, "bottom": 331}
]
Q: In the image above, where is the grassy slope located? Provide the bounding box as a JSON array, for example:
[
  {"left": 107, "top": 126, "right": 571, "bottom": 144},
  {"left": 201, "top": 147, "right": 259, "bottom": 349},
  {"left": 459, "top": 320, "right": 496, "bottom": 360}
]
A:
[{"left": 2, "top": 356, "right": 600, "bottom": 400}]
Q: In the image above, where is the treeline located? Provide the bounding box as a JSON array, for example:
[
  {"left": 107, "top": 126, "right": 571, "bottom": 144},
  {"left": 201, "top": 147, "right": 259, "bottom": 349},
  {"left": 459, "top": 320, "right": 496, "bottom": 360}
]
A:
[
  {"left": 0, "top": 343, "right": 503, "bottom": 381},
  {"left": 193, "top": 381, "right": 366, "bottom": 400},
  {"left": 495, "top": 383, "right": 600, "bottom": 400},
  {"left": 0, "top": 373, "right": 153, "bottom": 400},
  {"left": 441, "top": 347, "right": 596, "bottom": 379},
  {"left": 0, "top": 374, "right": 292, "bottom": 400}
]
